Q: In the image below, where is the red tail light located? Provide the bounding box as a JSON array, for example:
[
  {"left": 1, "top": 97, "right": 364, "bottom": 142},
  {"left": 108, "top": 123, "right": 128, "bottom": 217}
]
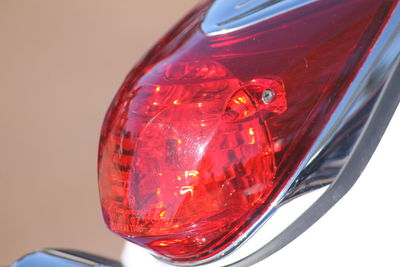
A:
[{"left": 98, "top": 0, "right": 395, "bottom": 263}]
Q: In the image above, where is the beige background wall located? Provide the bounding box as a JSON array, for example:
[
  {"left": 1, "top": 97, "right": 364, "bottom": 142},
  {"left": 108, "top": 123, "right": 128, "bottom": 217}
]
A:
[{"left": 0, "top": 0, "right": 193, "bottom": 264}]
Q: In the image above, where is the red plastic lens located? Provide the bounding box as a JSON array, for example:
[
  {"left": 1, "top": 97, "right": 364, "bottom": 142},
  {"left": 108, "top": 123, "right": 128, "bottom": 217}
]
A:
[{"left": 98, "top": 0, "right": 395, "bottom": 262}]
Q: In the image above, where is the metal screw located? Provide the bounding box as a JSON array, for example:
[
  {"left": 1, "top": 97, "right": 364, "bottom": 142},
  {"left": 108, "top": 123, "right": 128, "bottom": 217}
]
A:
[{"left": 262, "top": 90, "right": 275, "bottom": 104}]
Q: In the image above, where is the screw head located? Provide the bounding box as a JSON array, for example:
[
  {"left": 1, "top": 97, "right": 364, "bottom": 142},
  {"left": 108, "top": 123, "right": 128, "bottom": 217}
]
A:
[{"left": 262, "top": 90, "right": 275, "bottom": 104}]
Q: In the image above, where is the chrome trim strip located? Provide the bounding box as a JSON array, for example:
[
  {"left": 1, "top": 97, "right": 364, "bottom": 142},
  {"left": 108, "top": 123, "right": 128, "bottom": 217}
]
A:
[
  {"left": 202, "top": 0, "right": 317, "bottom": 36},
  {"left": 157, "top": 2, "right": 400, "bottom": 266},
  {"left": 12, "top": 249, "right": 123, "bottom": 267}
]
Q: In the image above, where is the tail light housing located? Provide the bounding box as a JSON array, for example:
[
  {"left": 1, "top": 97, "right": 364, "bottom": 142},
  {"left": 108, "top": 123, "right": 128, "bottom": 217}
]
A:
[{"left": 98, "top": 0, "right": 398, "bottom": 264}]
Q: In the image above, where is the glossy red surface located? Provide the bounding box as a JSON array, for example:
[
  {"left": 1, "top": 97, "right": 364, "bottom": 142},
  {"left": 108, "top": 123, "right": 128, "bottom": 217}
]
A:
[{"left": 98, "top": 0, "right": 395, "bottom": 262}]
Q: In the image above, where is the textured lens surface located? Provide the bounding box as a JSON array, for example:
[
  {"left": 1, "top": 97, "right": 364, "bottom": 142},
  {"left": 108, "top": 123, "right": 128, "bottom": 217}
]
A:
[{"left": 98, "top": 0, "right": 396, "bottom": 262}]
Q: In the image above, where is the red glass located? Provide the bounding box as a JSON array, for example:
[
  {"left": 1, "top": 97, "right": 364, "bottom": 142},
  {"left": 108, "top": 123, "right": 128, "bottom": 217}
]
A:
[{"left": 98, "top": 0, "right": 396, "bottom": 262}]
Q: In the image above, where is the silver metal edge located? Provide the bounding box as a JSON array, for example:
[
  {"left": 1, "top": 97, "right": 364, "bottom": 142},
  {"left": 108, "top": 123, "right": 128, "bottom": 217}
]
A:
[
  {"left": 153, "top": 2, "right": 400, "bottom": 266},
  {"left": 202, "top": 0, "right": 317, "bottom": 36},
  {"left": 12, "top": 249, "right": 123, "bottom": 267}
]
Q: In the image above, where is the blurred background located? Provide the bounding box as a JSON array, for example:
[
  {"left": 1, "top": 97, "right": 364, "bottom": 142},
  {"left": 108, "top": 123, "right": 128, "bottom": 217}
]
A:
[{"left": 0, "top": 0, "right": 193, "bottom": 264}]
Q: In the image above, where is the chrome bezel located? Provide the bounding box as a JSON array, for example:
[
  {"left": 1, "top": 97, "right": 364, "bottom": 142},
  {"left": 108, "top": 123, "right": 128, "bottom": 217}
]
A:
[{"left": 228, "top": 7, "right": 400, "bottom": 267}]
